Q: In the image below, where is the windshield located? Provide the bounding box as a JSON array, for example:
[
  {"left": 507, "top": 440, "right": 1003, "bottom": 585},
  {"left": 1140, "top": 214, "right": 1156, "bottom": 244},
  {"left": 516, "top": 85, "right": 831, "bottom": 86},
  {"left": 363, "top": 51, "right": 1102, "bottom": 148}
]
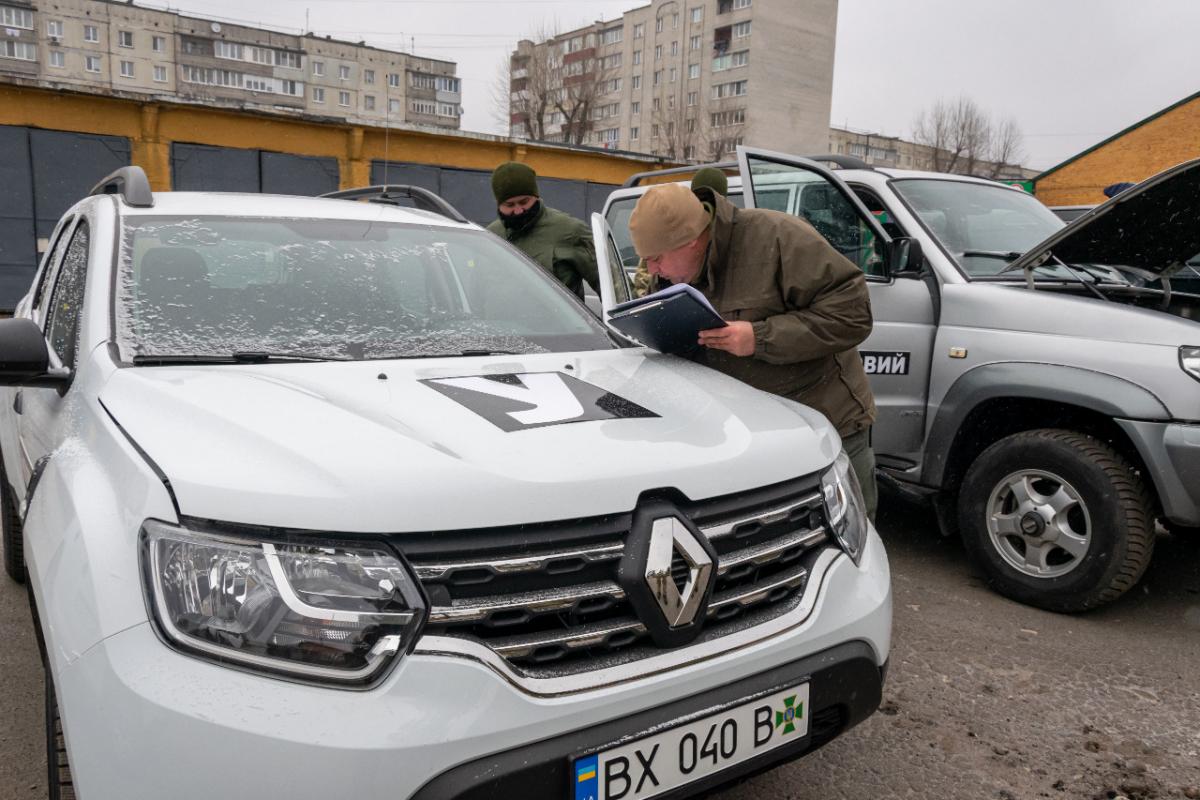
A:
[
  {"left": 892, "top": 179, "right": 1064, "bottom": 277},
  {"left": 116, "top": 217, "right": 614, "bottom": 362}
]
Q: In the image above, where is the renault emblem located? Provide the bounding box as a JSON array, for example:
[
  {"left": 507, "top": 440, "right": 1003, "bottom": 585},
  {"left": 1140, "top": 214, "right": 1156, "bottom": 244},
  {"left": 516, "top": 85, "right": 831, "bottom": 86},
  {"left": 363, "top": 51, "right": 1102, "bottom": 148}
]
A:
[{"left": 645, "top": 517, "right": 714, "bottom": 627}]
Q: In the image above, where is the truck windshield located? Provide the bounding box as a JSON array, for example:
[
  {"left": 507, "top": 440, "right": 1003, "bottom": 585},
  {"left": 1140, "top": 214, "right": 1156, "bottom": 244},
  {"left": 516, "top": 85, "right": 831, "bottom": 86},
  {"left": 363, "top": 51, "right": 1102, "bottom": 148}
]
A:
[
  {"left": 116, "top": 217, "right": 614, "bottom": 362},
  {"left": 891, "top": 179, "right": 1064, "bottom": 278}
]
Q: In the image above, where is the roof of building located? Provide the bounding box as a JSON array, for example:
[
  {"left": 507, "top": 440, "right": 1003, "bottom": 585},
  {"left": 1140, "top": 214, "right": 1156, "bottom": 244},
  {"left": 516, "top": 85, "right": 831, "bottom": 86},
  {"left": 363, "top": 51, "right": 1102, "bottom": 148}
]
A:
[{"left": 1034, "top": 88, "right": 1200, "bottom": 182}]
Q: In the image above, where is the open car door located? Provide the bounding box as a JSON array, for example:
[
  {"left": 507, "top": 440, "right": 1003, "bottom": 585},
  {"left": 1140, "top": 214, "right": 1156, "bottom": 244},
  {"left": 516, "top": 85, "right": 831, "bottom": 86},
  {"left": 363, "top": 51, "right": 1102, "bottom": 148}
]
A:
[
  {"left": 590, "top": 211, "right": 635, "bottom": 328},
  {"left": 735, "top": 145, "right": 938, "bottom": 470}
]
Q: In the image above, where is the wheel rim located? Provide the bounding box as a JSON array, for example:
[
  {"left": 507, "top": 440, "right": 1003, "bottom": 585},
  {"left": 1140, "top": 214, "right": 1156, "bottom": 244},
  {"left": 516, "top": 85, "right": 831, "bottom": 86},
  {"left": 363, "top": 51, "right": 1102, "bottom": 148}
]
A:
[{"left": 985, "top": 469, "right": 1092, "bottom": 579}]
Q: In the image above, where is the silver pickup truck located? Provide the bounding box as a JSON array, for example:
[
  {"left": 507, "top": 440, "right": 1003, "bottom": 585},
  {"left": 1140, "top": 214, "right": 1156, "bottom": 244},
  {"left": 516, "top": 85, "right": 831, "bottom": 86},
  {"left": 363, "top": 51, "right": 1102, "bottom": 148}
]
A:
[{"left": 598, "top": 147, "right": 1200, "bottom": 613}]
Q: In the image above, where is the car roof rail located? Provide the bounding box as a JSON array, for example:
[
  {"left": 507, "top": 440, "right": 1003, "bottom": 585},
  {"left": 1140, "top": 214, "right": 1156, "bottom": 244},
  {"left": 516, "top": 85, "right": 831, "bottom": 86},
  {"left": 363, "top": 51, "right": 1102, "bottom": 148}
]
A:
[
  {"left": 321, "top": 185, "right": 469, "bottom": 224},
  {"left": 89, "top": 166, "right": 154, "bottom": 208},
  {"left": 620, "top": 154, "right": 873, "bottom": 188}
]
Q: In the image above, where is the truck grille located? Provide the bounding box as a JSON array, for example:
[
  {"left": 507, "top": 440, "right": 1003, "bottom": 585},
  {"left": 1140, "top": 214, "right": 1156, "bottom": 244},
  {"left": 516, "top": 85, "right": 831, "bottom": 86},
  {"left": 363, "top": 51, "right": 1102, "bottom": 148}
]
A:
[{"left": 397, "top": 478, "right": 833, "bottom": 675}]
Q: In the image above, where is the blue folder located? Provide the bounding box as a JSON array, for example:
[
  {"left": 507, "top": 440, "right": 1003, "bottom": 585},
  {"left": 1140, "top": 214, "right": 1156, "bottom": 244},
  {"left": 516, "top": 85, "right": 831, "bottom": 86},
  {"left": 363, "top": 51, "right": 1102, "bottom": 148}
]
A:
[{"left": 608, "top": 284, "right": 727, "bottom": 354}]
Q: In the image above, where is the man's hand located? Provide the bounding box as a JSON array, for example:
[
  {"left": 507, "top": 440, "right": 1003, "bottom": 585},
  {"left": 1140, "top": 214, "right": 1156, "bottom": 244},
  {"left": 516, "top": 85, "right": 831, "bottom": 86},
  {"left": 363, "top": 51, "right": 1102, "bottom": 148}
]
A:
[{"left": 699, "top": 321, "right": 755, "bottom": 357}]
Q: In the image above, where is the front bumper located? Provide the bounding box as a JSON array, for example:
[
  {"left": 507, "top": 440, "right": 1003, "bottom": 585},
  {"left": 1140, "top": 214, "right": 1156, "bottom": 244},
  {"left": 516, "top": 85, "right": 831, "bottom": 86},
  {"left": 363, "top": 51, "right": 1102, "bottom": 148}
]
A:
[
  {"left": 55, "top": 529, "right": 890, "bottom": 800},
  {"left": 1118, "top": 420, "right": 1200, "bottom": 526}
]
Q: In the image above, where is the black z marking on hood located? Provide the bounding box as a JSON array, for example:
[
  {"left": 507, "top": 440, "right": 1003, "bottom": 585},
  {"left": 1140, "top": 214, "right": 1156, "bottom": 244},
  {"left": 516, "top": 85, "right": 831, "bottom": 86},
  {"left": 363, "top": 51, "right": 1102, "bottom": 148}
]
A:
[
  {"left": 860, "top": 351, "right": 911, "bottom": 376},
  {"left": 421, "top": 372, "right": 659, "bottom": 432}
]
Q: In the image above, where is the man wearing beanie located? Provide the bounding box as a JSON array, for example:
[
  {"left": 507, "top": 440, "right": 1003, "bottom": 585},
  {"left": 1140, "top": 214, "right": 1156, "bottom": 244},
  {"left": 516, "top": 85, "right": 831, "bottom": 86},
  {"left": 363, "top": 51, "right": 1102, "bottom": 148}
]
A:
[
  {"left": 628, "top": 181, "right": 879, "bottom": 518},
  {"left": 486, "top": 161, "right": 600, "bottom": 300}
]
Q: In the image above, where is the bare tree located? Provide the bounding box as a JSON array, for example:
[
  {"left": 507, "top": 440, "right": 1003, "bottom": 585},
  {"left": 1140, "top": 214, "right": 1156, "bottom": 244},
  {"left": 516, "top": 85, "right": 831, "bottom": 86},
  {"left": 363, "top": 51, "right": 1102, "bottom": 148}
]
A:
[
  {"left": 556, "top": 50, "right": 619, "bottom": 146},
  {"left": 912, "top": 95, "right": 1025, "bottom": 178},
  {"left": 493, "top": 29, "right": 561, "bottom": 141},
  {"left": 653, "top": 95, "right": 702, "bottom": 161}
]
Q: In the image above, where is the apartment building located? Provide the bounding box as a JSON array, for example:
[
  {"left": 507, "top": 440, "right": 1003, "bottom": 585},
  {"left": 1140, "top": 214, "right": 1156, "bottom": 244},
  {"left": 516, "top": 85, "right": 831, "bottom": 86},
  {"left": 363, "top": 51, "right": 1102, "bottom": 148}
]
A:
[
  {"left": 508, "top": 0, "right": 837, "bottom": 160},
  {"left": 829, "top": 126, "right": 1038, "bottom": 180},
  {"left": 0, "top": 0, "right": 461, "bottom": 129}
]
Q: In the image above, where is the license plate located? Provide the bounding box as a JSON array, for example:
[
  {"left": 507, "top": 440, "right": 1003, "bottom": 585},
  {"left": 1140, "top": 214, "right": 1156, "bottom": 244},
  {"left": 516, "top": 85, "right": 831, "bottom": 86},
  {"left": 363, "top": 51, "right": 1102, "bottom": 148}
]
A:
[{"left": 571, "top": 682, "right": 809, "bottom": 800}]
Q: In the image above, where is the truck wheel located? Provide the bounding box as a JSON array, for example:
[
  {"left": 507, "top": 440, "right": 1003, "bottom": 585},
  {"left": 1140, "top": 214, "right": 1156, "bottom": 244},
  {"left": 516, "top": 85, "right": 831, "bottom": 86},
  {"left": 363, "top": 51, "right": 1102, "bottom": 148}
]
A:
[
  {"left": 2, "top": 479, "right": 24, "bottom": 584},
  {"left": 45, "top": 674, "right": 76, "bottom": 799},
  {"left": 958, "top": 429, "right": 1154, "bottom": 612}
]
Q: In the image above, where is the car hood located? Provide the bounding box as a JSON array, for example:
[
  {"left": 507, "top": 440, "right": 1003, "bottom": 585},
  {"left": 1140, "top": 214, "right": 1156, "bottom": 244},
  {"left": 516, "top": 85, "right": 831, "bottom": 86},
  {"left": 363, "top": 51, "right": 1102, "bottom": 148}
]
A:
[
  {"left": 1007, "top": 158, "right": 1200, "bottom": 277},
  {"left": 100, "top": 349, "right": 839, "bottom": 532}
]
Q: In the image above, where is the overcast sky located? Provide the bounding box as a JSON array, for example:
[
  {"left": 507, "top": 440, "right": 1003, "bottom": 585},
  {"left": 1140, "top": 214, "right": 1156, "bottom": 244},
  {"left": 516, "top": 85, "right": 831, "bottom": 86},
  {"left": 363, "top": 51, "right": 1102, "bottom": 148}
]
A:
[{"left": 163, "top": 0, "right": 1200, "bottom": 171}]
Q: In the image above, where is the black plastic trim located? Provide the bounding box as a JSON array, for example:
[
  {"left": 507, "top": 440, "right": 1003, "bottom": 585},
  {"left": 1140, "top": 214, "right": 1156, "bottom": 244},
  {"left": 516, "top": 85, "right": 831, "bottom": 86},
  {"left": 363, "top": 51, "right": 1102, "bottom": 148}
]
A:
[
  {"left": 321, "top": 185, "right": 469, "bottom": 223},
  {"left": 97, "top": 398, "right": 181, "bottom": 518},
  {"left": 409, "top": 640, "right": 882, "bottom": 800},
  {"left": 89, "top": 166, "right": 153, "bottom": 208}
]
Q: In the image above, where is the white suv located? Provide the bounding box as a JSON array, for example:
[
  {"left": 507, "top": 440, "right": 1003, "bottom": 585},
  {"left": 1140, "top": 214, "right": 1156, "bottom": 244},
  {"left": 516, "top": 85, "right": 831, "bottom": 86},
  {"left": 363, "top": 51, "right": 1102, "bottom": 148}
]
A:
[{"left": 0, "top": 167, "right": 890, "bottom": 800}]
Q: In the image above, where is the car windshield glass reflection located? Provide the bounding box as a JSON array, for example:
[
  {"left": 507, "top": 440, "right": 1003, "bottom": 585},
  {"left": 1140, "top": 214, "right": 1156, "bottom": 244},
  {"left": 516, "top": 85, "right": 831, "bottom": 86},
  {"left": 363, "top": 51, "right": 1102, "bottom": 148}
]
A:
[
  {"left": 116, "top": 217, "right": 614, "bottom": 362},
  {"left": 892, "top": 179, "right": 1066, "bottom": 278}
]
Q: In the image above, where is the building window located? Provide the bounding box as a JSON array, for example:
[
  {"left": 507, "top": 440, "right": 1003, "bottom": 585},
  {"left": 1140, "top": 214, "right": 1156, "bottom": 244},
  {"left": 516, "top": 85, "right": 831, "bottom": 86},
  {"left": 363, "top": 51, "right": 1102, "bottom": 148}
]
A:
[
  {"left": 438, "top": 102, "right": 458, "bottom": 117},
  {"left": 691, "top": 7, "right": 704, "bottom": 23},
  {"left": 45, "top": 49, "right": 64, "bottom": 68},
  {"left": 245, "top": 76, "right": 272, "bottom": 92},
  {"left": 687, "top": 91, "right": 697, "bottom": 106},
  {"left": 436, "top": 75, "right": 460, "bottom": 92},
  {"left": 651, "top": 123, "right": 659, "bottom": 138},
  {"left": 652, "top": 70, "right": 662, "bottom": 86},
  {"left": 339, "top": 64, "right": 351, "bottom": 80},
  {"left": 599, "top": 128, "right": 619, "bottom": 144},
  {"left": 276, "top": 50, "right": 301, "bottom": 69},
  {"left": 312, "top": 86, "right": 325, "bottom": 103},
  {"left": 632, "top": 49, "right": 641, "bottom": 65},
  {"left": 85, "top": 55, "right": 100, "bottom": 72},
  {"left": 280, "top": 80, "right": 300, "bottom": 95},
  {"left": 46, "top": 20, "right": 63, "bottom": 38},
  {"left": 364, "top": 94, "right": 376, "bottom": 110},
  {"left": 633, "top": 22, "right": 644, "bottom": 38},
  {"left": 734, "top": 0, "right": 752, "bottom": 8},
  {"left": 631, "top": 74, "right": 641, "bottom": 89},
  {"left": 364, "top": 69, "right": 375, "bottom": 84},
  {"left": 410, "top": 100, "right": 436, "bottom": 115},
  {"left": 734, "top": 21, "right": 752, "bottom": 37},
  {"left": 2, "top": 42, "right": 38, "bottom": 63},
  {"left": 670, "top": 67, "right": 677, "bottom": 82},
  {"left": 690, "top": 35, "right": 701, "bottom": 50},
  {"left": 655, "top": 17, "right": 663, "bottom": 33},
  {"left": 387, "top": 72, "right": 400, "bottom": 88},
  {"left": 388, "top": 98, "right": 400, "bottom": 114},
  {"left": 713, "top": 50, "right": 748, "bottom": 71},
  {"left": 410, "top": 72, "right": 436, "bottom": 89},
  {"left": 312, "top": 61, "right": 324, "bottom": 77},
  {"left": 338, "top": 90, "right": 350, "bottom": 106},
  {"left": 118, "top": 30, "right": 133, "bottom": 48},
  {"left": 652, "top": 98, "right": 661, "bottom": 112},
  {"left": 120, "top": 60, "right": 134, "bottom": 78},
  {"left": 672, "top": 13, "right": 679, "bottom": 28},
  {"left": 671, "top": 40, "right": 679, "bottom": 56},
  {"left": 630, "top": 126, "right": 639, "bottom": 141},
  {"left": 685, "top": 118, "right": 697, "bottom": 133},
  {"left": 631, "top": 100, "right": 640, "bottom": 115},
  {"left": 668, "top": 94, "right": 675, "bottom": 109},
  {"left": 712, "top": 79, "right": 748, "bottom": 99},
  {"left": 654, "top": 44, "right": 662, "bottom": 60},
  {"left": 215, "top": 41, "right": 243, "bottom": 60},
  {"left": 0, "top": 6, "right": 32, "bottom": 29},
  {"left": 153, "top": 35, "right": 165, "bottom": 53},
  {"left": 83, "top": 25, "right": 98, "bottom": 43},
  {"left": 688, "top": 63, "right": 700, "bottom": 79},
  {"left": 153, "top": 64, "right": 167, "bottom": 82},
  {"left": 248, "top": 46, "right": 273, "bottom": 64},
  {"left": 601, "top": 53, "right": 622, "bottom": 70},
  {"left": 601, "top": 26, "right": 623, "bottom": 45},
  {"left": 711, "top": 108, "right": 746, "bottom": 127}
]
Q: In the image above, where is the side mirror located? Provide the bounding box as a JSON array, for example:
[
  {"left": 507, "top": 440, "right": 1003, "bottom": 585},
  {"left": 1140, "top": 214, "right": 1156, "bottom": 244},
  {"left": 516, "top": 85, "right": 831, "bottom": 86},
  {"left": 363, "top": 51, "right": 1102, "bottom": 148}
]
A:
[
  {"left": 888, "top": 237, "right": 925, "bottom": 277},
  {"left": 0, "top": 318, "right": 68, "bottom": 387}
]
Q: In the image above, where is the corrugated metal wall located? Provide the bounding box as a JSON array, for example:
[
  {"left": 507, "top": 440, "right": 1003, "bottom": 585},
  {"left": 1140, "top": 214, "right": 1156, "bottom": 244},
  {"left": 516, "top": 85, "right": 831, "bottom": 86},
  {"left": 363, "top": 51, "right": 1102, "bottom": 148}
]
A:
[{"left": 171, "top": 143, "right": 341, "bottom": 195}]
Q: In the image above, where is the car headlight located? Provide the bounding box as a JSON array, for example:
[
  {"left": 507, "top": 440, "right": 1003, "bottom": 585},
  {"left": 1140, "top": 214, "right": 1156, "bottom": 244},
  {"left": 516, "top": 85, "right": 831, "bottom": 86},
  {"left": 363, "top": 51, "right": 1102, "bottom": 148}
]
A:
[
  {"left": 140, "top": 520, "right": 426, "bottom": 688},
  {"left": 1182, "top": 346, "right": 1200, "bottom": 383},
  {"left": 820, "top": 450, "right": 869, "bottom": 565}
]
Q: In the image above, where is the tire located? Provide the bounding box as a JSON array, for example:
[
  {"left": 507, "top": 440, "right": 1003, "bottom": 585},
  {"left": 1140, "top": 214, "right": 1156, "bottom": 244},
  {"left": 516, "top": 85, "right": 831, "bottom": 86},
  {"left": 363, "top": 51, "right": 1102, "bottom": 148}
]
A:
[
  {"left": 958, "top": 428, "right": 1155, "bottom": 613},
  {"left": 45, "top": 673, "right": 77, "bottom": 800},
  {"left": 2, "top": 478, "right": 24, "bottom": 584}
]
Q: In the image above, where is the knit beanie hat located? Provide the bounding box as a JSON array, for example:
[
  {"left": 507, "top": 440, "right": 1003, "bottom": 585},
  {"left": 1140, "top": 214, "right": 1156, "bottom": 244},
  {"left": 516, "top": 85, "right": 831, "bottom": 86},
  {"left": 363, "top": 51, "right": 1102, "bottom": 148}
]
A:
[
  {"left": 690, "top": 167, "right": 729, "bottom": 198},
  {"left": 629, "top": 183, "right": 711, "bottom": 258},
  {"left": 491, "top": 162, "right": 540, "bottom": 203}
]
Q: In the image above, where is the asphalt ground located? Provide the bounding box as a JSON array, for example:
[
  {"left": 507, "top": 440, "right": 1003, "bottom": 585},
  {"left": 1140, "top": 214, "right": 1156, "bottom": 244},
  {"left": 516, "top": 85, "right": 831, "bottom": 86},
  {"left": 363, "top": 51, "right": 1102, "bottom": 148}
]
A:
[{"left": 2, "top": 497, "right": 1199, "bottom": 800}]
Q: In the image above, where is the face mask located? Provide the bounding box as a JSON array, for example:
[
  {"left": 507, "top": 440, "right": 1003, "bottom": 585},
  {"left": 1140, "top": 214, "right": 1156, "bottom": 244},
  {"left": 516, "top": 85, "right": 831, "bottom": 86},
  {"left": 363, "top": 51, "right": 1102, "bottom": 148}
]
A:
[{"left": 500, "top": 199, "right": 542, "bottom": 232}]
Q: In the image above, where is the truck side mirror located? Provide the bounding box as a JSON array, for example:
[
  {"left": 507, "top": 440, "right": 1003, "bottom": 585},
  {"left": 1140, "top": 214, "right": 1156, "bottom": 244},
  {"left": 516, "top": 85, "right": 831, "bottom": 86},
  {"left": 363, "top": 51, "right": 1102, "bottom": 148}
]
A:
[
  {"left": 889, "top": 237, "right": 925, "bottom": 277},
  {"left": 0, "top": 318, "right": 68, "bottom": 387}
]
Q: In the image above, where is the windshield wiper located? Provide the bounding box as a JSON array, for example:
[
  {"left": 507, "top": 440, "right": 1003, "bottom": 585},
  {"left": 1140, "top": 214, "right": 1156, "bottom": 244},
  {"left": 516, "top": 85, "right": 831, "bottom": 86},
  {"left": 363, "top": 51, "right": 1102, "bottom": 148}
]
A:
[
  {"left": 961, "top": 250, "right": 1024, "bottom": 262},
  {"left": 132, "top": 351, "right": 343, "bottom": 366}
]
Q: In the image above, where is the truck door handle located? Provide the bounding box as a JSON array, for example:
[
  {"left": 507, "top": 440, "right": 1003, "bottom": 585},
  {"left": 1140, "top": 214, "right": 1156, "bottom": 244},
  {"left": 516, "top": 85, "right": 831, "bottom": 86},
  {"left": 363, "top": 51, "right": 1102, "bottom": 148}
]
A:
[{"left": 13, "top": 391, "right": 22, "bottom": 415}]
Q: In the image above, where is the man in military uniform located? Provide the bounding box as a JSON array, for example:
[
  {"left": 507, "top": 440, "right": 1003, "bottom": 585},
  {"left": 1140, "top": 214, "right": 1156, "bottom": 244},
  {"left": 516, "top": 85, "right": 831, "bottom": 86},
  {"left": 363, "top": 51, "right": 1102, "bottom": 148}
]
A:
[
  {"left": 486, "top": 162, "right": 599, "bottom": 300},
  {"left": 633, "top": 168, "right": 729, "bottom": 298},
  {"left": 629, "top": 182, "right": 879, "bottom": 517}
]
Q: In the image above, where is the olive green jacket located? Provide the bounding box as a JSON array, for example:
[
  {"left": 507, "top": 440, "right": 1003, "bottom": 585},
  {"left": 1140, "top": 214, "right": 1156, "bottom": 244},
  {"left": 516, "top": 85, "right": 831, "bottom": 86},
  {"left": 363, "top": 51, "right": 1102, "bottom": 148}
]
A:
[
  {"left": 645, "top": 189, "right": 877, "bottom": 437},
  {"left": 487, "top": 205, "right": 600, "bottom": 299}
]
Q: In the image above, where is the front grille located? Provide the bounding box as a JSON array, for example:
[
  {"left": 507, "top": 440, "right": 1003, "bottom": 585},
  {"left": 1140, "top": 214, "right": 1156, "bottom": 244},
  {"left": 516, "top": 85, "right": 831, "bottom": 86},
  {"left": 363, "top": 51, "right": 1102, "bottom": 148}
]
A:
[{"left": 400, "top": 477, "right": 833, "bottom": 675}]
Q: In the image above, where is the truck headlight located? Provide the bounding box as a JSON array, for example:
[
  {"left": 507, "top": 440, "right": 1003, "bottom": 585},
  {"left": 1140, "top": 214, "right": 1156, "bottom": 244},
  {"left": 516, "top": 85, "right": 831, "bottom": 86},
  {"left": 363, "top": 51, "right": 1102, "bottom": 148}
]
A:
[
  {"left": 140, "top": 520, "right": 426, "bottom": 688},
  {"left": 1182, "top": 346, "right": 1200, "bottom": 383},
  {"left": 820, "top": 451, "right": 869, "bottom": 565}
]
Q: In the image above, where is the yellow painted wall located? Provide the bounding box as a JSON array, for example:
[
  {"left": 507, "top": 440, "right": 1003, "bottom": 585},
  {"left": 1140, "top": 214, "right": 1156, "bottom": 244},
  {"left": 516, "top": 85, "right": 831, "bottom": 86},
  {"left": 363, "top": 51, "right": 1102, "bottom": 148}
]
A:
[
  {"left": 1035, "top": 95, "right": 1200, "bottom": 206},
  {"left": 0, "top": 83, "right": 670, "bottom": 193}
]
